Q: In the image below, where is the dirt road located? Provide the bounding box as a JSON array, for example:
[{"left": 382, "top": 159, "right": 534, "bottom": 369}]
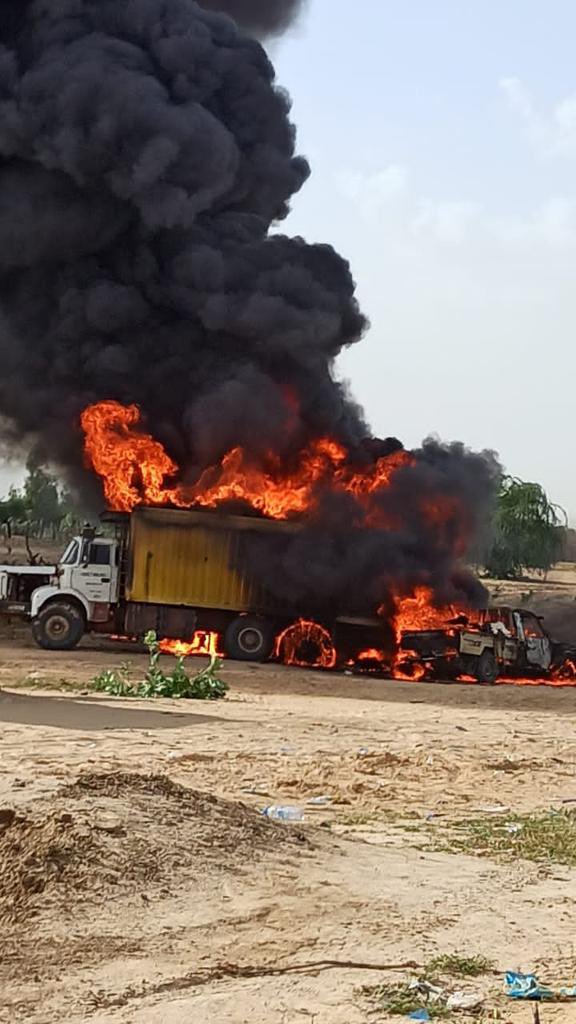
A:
[{"left": 1, "top": 635, "right": 576, "bottom": 1022}]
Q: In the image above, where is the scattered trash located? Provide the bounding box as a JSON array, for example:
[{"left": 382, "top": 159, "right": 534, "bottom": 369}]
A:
[
  {"left": 307, "top": 795, "right": 332, "bottom": 806},
  {"left": 504, "top": 823, "right": 522, "bottom": 835},
  {"left": 505, "top": 972, "right": 553, "bottom": 1000},
  {"left": 505, "top": 970, "right": 576, "bottom": 1002},
  {"left": 358, "top": 747, "right": 369, "bottom": 755},
  {"left": 408, "top": 979, "right": 444, "bottom": 1002},
  {"left": 261, "top": 806, "right": 304, "bottom": 822},
  {"left": 407, "top": 1012, "right": 430, "bottom": 1022},
  {"left": 560, "top": 984, "right": 576, "bottom": 997},
  {"left": 446, "top": 990, "right": 484, "bottom": 1010}
]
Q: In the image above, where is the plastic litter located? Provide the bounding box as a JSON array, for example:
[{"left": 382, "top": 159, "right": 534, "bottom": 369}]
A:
[
  {"left": 505, "top": 972, "right": 553, "bottom": 1000},
  {"left": 407, "top": 1012, "right": 430, "bottom": 1022},
  {"left": 307, "top": 795, "right": 332, "bottom": 806},
  {"left": 408, "top": 979, "right": 444, "bottom": 1001},
  {"left": 446, "top": 990, "right": 484, "bottom": 1010},
  {"left": 560, "top": 985, "right": 576, "bottom": 998},
  {"left": 261, "top": 806, "right": 304, "bottom": 822}
]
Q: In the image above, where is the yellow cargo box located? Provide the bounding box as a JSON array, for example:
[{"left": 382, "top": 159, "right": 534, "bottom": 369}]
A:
[{"left": 126, "top": 506, "right": 299, "bottom": 612}]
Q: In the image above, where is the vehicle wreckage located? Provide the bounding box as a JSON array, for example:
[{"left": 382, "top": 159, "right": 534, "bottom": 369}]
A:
[{"left": 398, "top": 606, "right": 575, "bottom": 684}]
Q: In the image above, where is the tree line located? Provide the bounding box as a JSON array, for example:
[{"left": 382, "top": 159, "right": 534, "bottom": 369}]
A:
[{"left": 0, "top": 457, "right": 82, "bottom": 539}]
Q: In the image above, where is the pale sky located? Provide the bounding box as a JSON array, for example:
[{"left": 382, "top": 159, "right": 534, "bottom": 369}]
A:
[
  {"left": 275, "top": 0, "right": 576, "bottom": 522},
  {"left": 1, "top": 1, "right": 574, "bottom": 521}
]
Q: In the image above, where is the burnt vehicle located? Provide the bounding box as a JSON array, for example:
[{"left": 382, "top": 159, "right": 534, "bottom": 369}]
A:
[{"left": 398, "top": 606, "right": 564, "bottom": 683}]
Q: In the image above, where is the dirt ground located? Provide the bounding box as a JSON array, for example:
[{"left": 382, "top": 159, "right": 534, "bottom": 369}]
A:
[{"left": 2, "top": 636, "right": 576, "bottom": 1023}]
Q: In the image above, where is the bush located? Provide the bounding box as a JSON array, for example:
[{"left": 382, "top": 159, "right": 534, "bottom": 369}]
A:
[{"left": 93, "top": 631, "right": 228, "bottom": 700}]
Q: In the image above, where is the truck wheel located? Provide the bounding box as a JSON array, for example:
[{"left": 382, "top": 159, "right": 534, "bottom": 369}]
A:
[
  {"left": 32, "top": 602, "right": 85, "bottom": 651},
  {"left": 224, "top": 616, "right": 274, "bottom": 662},
  {"left": 474, "top": 649, "right": 498, "bottom": 684}
]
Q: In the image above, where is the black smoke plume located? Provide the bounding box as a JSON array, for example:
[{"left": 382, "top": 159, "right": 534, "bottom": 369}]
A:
[
  {"left": 0, "top": 0, "right": 499, "bottom": 618},
  {"left": 197, "top": 0, "right": 307, "bottom": 37}
]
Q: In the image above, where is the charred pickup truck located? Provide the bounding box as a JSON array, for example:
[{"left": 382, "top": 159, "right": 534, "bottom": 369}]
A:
[{"left": 399, "top": 606, "right": 567, "bottom": 683}]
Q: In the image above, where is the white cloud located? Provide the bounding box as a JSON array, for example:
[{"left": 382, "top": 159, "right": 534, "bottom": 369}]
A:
[
  {"left": 335, "top": 164, "right": 408, "bottom": 219},
  {"left": 334, "top": 166, "right": 576, "bottom": 250},
  {"left": 500, "top": 76, "right": 576, "bottom": 158}
]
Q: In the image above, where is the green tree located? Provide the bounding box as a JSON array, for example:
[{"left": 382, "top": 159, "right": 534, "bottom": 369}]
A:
[
  {"left": 23, "top": 457, "right": 62, "bottom": 525},
  {"left": 485, "top": 477, "right": 566, "bottom": 579}
]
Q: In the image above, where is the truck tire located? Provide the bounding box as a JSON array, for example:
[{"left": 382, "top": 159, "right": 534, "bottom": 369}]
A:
[
  {"left": 32, "top": 602, "right": 85, "bottom": 651},
  {"left": 224, "top": 616, "right": 274, "bottom": 662},
  {"left": 473, "top": 649, "right": 498, "bottom": 684}
]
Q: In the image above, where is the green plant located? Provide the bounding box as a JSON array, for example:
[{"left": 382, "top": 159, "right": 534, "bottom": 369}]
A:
[
  {"left": 438, "top": 810, "right": 576, "bottom": 868},
  {"left": 425, "top": 953, "right": 494, "bottom": 978},
  {"left": 363, "top": 982, "right": 451, "bottom": 1019},
  {"left": 93, "top": 663, "right": 132, "bottom": 696},
  {"left": 92, "top": 632, "right": 228, "bottom": 700}
]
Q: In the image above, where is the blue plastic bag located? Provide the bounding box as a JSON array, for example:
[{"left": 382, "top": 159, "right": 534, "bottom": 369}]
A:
[
  {"left": 505, "top": 972, "right": 553, "bottom": 1000},
  {"left": 408, "top": 1012, "right": 431, "bottom": 1022}
]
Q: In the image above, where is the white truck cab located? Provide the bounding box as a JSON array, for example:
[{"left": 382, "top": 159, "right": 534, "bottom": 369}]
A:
[{"left": 31, "top": 528, "right": 121, "bottom": 649}]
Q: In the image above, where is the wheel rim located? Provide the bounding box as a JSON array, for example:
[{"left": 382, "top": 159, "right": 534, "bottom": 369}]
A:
[
  {"left": 237, "top": 626, "right": 263, "bottom": 654},
  {"left": 46, "top": 615, "right": 70, "bottom": 641}
]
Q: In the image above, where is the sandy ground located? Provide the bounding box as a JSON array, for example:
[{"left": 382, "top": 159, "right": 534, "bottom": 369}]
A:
[{"left": 2, "top": 636, "right": 576, "bottom": 1023}]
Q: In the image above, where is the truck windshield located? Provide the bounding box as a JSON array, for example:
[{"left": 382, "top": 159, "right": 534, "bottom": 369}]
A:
[{"left": 60, "top": 540, "right": 80, "bottom": 566}]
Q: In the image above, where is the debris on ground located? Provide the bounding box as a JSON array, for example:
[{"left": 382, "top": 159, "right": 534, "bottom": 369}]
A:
[
  {"left": 262, "top": 805, "right": 305, "bottom": 822},
  {"left": 505, "top": 970, "right": 576, "bottom": 1001}
]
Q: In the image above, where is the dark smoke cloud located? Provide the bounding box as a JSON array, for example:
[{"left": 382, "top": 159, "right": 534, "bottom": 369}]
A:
[
  {"left": 0, "top": 0, "right": 498, "bottom": 616},
  {"left": 197, "top": 0, "right": 307, "bottom": 37},
  {"left": 0, "top": 0, "right": 365, "bottom": 479}
]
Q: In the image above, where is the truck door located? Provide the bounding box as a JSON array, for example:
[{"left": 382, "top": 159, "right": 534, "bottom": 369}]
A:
[
  {"left": 520, "top": 612, "right": 552, "bottom": 671},
  {"left": 70, "top": 540, "right": 118, "bottom": 605}
]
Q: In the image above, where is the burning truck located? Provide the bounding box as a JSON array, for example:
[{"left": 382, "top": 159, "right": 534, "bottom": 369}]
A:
[{"left": 18, "top": 508, "right": 382, "bottom": 663}]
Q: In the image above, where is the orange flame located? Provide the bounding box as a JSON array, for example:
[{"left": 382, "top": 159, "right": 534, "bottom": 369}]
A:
[
  {"left": 159, "top": 631, "right": 223, "bottom": 658},
  {"left": 392, "top": 586, "right": 460, "bottom": 643},
  {"left": 81, "top": 400, "right": 411, "bottom": 519},
  {"left": 276, "top": 619, "right": 337, "bottom": 669},
  {"left": 357, "top": 648, "right": 387, "bottom": 662}
]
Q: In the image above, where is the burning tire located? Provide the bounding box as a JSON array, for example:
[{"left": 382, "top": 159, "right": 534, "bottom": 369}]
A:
[
  {"left": 32, "top": 602, "right": 85, "bottom": 651},
  {"left": 224, "top": 616, "right": 274, "bottom": 662},
  {"left": 276, "top": 620, "right": 337, "bottom": 670},
  {"left": 473, "top": 649, "right": 498, "bottom": 684}
]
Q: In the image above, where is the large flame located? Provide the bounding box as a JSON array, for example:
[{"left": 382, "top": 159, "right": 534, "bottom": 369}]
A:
[
  {"left": 81, "top": 400, "right": 411, "bottom": 520},
  {"left": 81, "top": 401, "right": 575, "bottom": 689},
  {"left": 392, "top": 586, "right": 460, "bottom": 643},
  {"left": 159, "top": 631, "right": 223, "bottom": 658}
]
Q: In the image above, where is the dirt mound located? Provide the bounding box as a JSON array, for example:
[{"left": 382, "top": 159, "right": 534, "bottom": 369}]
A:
[
  {"left": 0, "top": 809, "right": 98, "bottom": 923},
  {"left": 0, "top": 772, "right": 308, "bottom": 926}
]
